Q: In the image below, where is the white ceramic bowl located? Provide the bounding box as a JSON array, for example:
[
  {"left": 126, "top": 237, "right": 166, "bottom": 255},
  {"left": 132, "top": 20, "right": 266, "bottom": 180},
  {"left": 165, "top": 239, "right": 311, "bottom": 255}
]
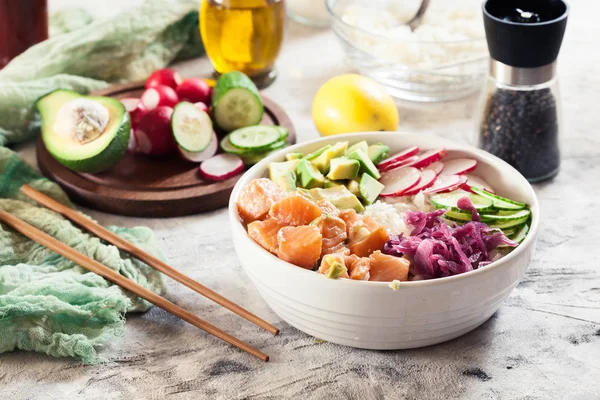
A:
[{"left": 229, "top": 132, "right": 539, "bottom": 349}]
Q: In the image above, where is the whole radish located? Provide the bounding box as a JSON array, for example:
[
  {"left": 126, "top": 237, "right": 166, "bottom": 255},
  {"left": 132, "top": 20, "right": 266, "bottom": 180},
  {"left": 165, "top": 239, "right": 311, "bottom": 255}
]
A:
[
  {"left": 134, "top": 106, "right": 176, "bottom": 155},
  {"left": 176, "top": 78, "right": 212, "bottom": 105},
  {"left": 145, "top": 68, "right": 182, "bottom": 90},
  {"left": 194, "top": 102, "right": 209, "bottom": 113},
  {"left": 140, "top": 85, "right": 179, "bottom": 110}
]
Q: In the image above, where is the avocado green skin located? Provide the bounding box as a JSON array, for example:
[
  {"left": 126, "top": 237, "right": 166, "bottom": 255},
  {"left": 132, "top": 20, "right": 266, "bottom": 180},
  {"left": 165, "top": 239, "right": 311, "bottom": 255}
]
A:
[
  {"left": 37, "top": 89, "right": 131, "bottom": 173},
  {"left": 51, "top": 114, "right": 131, "bottom": 174}
]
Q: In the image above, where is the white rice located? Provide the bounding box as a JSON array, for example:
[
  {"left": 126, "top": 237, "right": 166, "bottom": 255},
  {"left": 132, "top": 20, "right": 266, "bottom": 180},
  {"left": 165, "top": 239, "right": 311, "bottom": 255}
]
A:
[{"left": 363, "top": 193, "right": 435, "bottom": 236}]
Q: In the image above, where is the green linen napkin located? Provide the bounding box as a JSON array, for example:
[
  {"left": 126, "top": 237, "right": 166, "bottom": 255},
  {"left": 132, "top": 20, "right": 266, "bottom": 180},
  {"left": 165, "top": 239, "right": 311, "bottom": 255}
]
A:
[
  {"left": 0, "top": 147, "right": 167, "bottom": 364},
  {"left": 0, "top": 0, "right": 203, "bottom": 147}
]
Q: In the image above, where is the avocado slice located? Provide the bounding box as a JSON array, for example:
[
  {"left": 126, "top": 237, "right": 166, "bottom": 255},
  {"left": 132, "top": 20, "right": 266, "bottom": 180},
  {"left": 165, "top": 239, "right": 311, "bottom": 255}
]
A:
[
  {"left": 359, "top": 173, "right": 385, "bottom": 205},
  {"left": 326, "top": 157, "right": 360, "bottom": 180},
  {"left": 347, "top": 149, "right": 381, "bottom": 180},
  {"left": 345, "top": 178, "right": 361, "bottom": 198},
  {"left": 269, "top": 159, "right": 300, "bottom": 191},
  {"left": 325, "top": 261, "right": 347, "bottom": 279},
  {"left": 346, "top": 140, "right": 368, "bottom": 156},
  {"left": 309, "top": 186, "right": 364, "bottom": 213},
  {"left": 37, "top": 89, "right": 130, "bottom": 173},
  {"left": 324, "top": 179, "right": 344, "bottom": 188},
  {"left": 304, "top": 144, "right": 331, "bottom": 160},
  {"left": 368, "top": 143, "right": 390, "bottom": 165},
  {"left": 285, "top": 152, "right": 304, "bottom": 161},
  {"left": 296, "top": 159, "right": 325, "bottom": 189},
  {"left": 310, "top": 141, "right": 348, "bottom": 174}
]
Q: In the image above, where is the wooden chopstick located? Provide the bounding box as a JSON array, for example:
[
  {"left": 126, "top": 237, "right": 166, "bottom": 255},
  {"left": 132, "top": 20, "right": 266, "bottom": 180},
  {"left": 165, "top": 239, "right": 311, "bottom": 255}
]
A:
[
  {"left": 20, "top": 185, "right": 279, "bottom": 336},
  {"left": 0, "top": 210, "right": 269, "bottom": 362}
]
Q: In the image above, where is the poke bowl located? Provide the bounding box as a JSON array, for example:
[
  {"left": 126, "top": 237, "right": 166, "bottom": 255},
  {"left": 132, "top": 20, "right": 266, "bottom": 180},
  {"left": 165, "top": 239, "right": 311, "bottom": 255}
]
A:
[{"left": 229, "top": 132, "right": 539, "bottom": 349}]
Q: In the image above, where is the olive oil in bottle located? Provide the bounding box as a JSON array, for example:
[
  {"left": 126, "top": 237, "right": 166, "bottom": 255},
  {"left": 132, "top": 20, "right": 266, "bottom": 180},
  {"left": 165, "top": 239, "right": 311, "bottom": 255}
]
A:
[{"left": 200, "top": 0, "right": 285, "bottom": 88}]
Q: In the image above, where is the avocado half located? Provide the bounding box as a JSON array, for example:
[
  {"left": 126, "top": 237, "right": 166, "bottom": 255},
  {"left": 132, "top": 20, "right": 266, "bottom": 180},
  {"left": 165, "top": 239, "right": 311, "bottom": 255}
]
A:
[{"left": 37, "top": 89, "right": 130, "bottom": 173}]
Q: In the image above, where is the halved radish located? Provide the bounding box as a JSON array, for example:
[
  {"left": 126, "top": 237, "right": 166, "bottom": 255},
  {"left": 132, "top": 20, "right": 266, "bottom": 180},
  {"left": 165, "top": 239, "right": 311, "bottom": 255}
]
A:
[
  {"left": 423, "top": 174, "right": 467, "bottom": 194},
  {"left": 140, "top": 85, "right": 179, "bottom": 110},
  {"left": 440, "top": 158, "right": 477, "bottom": 176},
  {"left": 176, "top": 78, "right": 212, "bottom": 105},
  {"left": 200, "top": 154, "right": 244, "bottom": 181},
  {"left": 402, "top": 169, "right": 437, "bottom": 196},
  {"left": 179, "top": 132, "right": 218, "bottom": 163},
  {"left": 425, "top": 161, "right": 444, "bottom": 175},
  {"left": 171, "top": 102, "right": 213, "bottom": 153},
  {"left": 377, "top": 146, "right": 419, "bottom": 171},
  {"left": 379, "top": 167, "right": 421, "bottom": 197},
  {"left": 145, "top": 68, "right": 182, "bottom": 90},
  {"left": 134, "top": 106, "right": 176, "bottom": 155},
  {"left": 404, "top": 148, "right": 447, "bottom": 169},
  {"left": 194, "top": 102, "right": 209, "bottom": 113},
  {"left": 120, "top": 97, "right": 148, "bottom": 129},
  {"left": 462, "top": 174, "right": 495, "bottom": 193}
]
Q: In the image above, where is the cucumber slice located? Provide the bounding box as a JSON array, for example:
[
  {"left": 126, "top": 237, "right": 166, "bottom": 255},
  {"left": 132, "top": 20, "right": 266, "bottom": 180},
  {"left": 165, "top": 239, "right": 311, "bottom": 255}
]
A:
[
  {"left": 431, "top": 191, "right": 494, "bottom": 212},
  {"left": 212, "top": 71, "right": 263, "bottom": 132},
  {"left": 239, "top": 141, "right": 288, "bottom": 166},
  {"left": 229, "top": 126, "right": 282, "bottom": 151},
  {"left": 171, "top": 102, "right": 213, "bottom": 152},
  {"left": 510, "top": 224, "right": 529, "bottom": 244},
  {"left": 488, "top": 216, "right": 531, "bottom": 230},
  {"left": 471, "top": 186, "right": 527, "bottom": 210},
  {"left": 220, "top": 135, "right": 245, "bottom": 155},
  {"left": 480, "top": 209, "right": 531, "bottom": 223},
  {"left": 444, "top": 210, "right": 473, "bottom": 222}
]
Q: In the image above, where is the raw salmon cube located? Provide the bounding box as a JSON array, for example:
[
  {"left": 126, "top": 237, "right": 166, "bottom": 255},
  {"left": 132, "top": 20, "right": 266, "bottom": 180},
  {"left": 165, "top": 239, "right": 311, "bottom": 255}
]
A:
[
  {"left": 348, "top": 257, "right": 370, "bottom": 280},
  {"left": 237, "top": 179, "right": 286, "bottom": 224},
  {"left": 277, "top": 225, "right": 322, "bottom": 269},
  {"left": 368, "top": 251, "right": 410, "bottom": 282},
  {"left": 269, "top": 194, "right": 322, "bottom": 226},
  {"left": 349, "top": 217, "right": 389, "bottom": 257},
  {"left": 313, "top": 215, "right": 348, "bottom": 257},
  {"left": 338, "top": 209, "right": 360, "bottom": 237},
  {"left": 248, "top": 219, "right": 285, "bottom": 254},
  {"left": 316, "top": 199, "right": 339, "bottom": 216}
]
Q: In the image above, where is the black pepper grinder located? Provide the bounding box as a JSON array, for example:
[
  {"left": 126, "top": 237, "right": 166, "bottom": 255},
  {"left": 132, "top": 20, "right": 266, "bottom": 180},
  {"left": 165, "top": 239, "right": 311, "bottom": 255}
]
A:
[{"left": 475, "top": 0, "right": 569, "bottom": 182}]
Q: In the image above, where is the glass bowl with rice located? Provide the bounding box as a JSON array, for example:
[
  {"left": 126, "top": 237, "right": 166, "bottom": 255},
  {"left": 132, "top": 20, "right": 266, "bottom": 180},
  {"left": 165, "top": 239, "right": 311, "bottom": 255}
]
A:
[{"left": 326, "top": 0, "right": 489, "bottom": 102}]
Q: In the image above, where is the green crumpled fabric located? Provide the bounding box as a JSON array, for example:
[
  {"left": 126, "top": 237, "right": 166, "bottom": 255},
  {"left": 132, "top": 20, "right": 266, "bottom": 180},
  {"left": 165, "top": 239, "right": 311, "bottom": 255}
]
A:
[
  {"left": 0, "top": 0, "right": 203, "bottom": 147},
  {"left": 0, "top": 147, "right": 167, "bottom": 364}
]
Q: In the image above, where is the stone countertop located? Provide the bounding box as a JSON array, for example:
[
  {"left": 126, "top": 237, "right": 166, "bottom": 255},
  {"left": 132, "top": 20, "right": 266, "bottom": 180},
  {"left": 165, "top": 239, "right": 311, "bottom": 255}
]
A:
[{"left": 1, "top": 1, "right": 600, "bottom": 399}]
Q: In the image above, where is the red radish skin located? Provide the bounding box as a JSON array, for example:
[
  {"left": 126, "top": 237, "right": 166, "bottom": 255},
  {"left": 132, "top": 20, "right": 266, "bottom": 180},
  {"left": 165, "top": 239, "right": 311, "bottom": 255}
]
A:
[
  {"left": 402, "top": 169, "right": 438, "bottom": 196},
  {"left": 194, "top": 102, "right": 209, "bottom": 113},
  {"left": 440, "top": 158, "right": 478, "bottom": 176},
  {"left": 379, "top": 167, "right": 422, "bottom": 197},
  {"left": 134, "top": 106, "right": 176, "bottom": 155},
  {"left": 424, "top": 161, "right": 444, "bottom": 175},
  {"left": 404, "top": 149, "right": 448, "bottom": 169},
  {"left": 377, "top": 146, "right": 419, "bottom": 171},
  {"left": 140, "top": 85, "right": 179, "bottom": 110},
  {"left": 176, "top": 78, "right": 212, "bottom": 105},
  {"left": 423, "top": 174, "right": 467, "bottom": 194},
  {"left": 145, "top": 68, "right": 182, "bottom": 90},
  {"left": 179, "top": 132, "right": 218, "bottom": 163},
  {"left": 379, "top": 155, "right": 419, "bottom": 173},
  {"left": 200, "top": 154, "right": 244, "bottom": 181},
  {"left": 120, "top": 97, "right": 148, "bottom": 129}
]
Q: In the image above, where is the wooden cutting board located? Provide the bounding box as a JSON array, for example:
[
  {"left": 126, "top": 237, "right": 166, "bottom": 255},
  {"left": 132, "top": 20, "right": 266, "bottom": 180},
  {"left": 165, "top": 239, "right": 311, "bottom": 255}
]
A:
[{"left": 36, "top": 81, "right": 295, "bottom": 218}]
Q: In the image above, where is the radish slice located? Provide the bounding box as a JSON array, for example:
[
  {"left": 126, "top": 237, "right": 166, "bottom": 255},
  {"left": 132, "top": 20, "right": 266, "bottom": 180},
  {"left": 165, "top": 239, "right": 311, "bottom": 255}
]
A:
[
  {"left": 425, "top": 161, "right": 444, "bottom": 175},
  {"left": 423, "top": 174, "right": 467, "bottom": 194},
  {"left": 179, "top": 132, "right": 218, "bottom": 163},
  {"left": 464, "top": 174, "right": 495, "bottom": 193},
  {"left": 404, "top": 148, "right": 447, "bottom": 169},
  {"left": 440, "top": 158, "right": 478, "bottom": 176},
  {"left": 379, "top": 167, "right": 421, "bottom": 197},
  {"left": 377, "top": 146, "right": 419, "bottom": 171},
  {"left": 379, "top": 155, "right": 419, "bottom": 173},
  {"left": 200, "top": 154, "right": 244, "bottom": 181},
  {"left": 402, "top": 169, "right": 438, "bottom": 196}
]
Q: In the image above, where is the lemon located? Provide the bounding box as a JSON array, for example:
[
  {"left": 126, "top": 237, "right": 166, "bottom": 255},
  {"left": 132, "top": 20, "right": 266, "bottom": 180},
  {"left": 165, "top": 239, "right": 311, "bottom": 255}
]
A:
[{"left": 312, "top": 74, "right": 399, "bottom": 136}]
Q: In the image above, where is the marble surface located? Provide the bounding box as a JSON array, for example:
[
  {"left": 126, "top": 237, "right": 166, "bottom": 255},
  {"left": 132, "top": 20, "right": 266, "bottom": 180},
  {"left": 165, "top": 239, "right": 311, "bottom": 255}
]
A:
[{"left": 2, "top": 1, "right": 600, "bottom": 399}]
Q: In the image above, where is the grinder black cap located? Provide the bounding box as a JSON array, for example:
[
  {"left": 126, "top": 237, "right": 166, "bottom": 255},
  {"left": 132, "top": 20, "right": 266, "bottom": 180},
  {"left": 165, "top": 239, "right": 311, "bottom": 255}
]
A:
[{"left": 483, "top": 0, "right": 569, "bottom": 68}]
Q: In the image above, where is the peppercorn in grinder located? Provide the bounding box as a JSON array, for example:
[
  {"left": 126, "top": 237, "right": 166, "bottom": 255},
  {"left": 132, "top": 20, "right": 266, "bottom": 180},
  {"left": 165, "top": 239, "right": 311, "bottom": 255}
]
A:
[{"left": 475, "top": 0, "right": 569, "bottom": 182}]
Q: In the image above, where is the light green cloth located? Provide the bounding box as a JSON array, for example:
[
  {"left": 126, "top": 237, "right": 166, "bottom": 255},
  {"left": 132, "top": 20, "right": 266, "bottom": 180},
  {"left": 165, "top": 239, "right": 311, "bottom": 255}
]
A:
[
  {"left": 0, "top": 147, "right": 167, "bottom": 364},
  {"left": 0, "top": 0, "right": 203, "bottom": 146}
]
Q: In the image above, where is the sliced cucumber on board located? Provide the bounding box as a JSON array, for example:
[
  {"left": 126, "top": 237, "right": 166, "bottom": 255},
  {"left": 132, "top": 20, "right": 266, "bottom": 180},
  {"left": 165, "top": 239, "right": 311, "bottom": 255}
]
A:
[
  {"left": 171, "top": 102, "right": 213, "bottom": 152},
  {"left": 229, "top": 125, "right": 282, "bottom": 151},
  {"left": 212, "top": 71, "right": 263, "bottom": 132}
]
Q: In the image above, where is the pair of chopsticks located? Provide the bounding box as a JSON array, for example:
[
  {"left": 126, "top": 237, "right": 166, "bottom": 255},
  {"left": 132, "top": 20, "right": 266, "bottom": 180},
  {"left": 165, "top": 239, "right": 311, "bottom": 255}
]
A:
[{"left": 0, "top": 185, "right": 276, "bottom": 361}]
